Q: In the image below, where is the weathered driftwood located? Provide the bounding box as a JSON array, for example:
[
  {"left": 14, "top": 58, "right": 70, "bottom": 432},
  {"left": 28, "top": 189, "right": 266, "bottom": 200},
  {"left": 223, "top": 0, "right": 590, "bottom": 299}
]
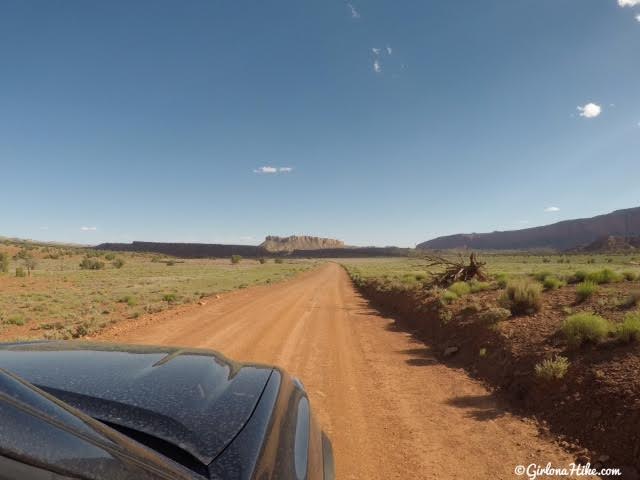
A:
[{"left": 420, "top": 252, "right": 488, "bottom": 287}]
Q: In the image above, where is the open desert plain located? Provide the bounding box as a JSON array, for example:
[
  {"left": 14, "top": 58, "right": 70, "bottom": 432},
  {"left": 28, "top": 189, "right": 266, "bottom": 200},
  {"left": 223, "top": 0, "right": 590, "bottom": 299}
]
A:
[{"left": 4, "top": 239, "right": 640, "bottom": 478}]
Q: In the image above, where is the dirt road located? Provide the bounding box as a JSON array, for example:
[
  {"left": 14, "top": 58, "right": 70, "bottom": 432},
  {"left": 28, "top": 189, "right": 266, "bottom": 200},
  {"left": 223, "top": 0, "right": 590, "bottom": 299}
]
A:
[{"left": 98, "top": 263, "right": 587, "bottom": 479}]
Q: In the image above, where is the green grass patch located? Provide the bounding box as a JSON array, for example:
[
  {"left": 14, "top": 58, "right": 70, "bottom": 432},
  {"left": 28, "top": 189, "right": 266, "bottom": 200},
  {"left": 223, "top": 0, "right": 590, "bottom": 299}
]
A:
[
  {"left": 576, "top": 281, "right": 598, "bottom": 302},
  {"left": 494, "top": 273, "right": 509, "bottom": 289},
  {"left": 117, "top": 295, "right": 137, "bottom": 307},
  {"left": 586, "top": 268, "right": 622, "bottom": 285},
  {"left": 468, "top": 279, "right": 491, "bottom": 293},
  {"left": 478, "top": 307, "right": 511, "bottom": 324},
  {"left": 535, "top": 356, "right": 570, "bottom": 381},
  {"left": 533, "top": 271, "right": 553, "bottom": 282},
  {"left": 542, "top": 276, "right": 565, "bottom": 291},
  {"left": 441, "top": 290, "right": 459, "bottom": 304},
  {"left": 3, "top": 314, "right": 26, "bottom": 326},
  {"left": 616, "top": 312, "right": 640, "bottom": 342},
  {"left": 501, "top": 280, "right": 543, "bottom": 315},
  {"left": 567, "top": 270, "right": 588, "bottom": 284},
  {"left": 562, "top": 312, "right": 611, "bottom": 347},
  {"left": 448, "top": 281, "right": 471, "bottom": 297}
]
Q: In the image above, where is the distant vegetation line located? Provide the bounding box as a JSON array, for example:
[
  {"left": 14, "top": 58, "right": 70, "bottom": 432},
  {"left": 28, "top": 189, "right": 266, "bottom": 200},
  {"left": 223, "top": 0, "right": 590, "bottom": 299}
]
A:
[{"left": 94, "top": 241, "right": 412, "bottom": 259}]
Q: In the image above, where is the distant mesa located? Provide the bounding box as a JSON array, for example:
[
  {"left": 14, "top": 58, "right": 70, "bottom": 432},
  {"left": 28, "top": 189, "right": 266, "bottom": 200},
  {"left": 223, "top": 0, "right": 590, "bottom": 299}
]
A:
[
  {"left": 260, "top": 235, "right": 345, "bottom": 253},
  {"left": 417, "top": 207, "right": 640, "bottom": 251},
  {"left": 94, "top": 236, "right": 406, "bottom": 258}
]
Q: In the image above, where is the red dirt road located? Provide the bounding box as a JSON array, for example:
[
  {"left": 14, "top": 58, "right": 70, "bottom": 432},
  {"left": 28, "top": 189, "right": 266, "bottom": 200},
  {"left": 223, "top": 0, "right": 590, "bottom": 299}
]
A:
[{"left": 98, "top": 263, "right": 589, "bottom": 479}]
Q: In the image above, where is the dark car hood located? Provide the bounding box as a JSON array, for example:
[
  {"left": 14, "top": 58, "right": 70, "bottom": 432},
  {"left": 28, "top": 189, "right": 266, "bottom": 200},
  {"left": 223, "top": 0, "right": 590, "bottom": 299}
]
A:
[{"left": 0, "top": 341, "right": 273, "bottom": 466}]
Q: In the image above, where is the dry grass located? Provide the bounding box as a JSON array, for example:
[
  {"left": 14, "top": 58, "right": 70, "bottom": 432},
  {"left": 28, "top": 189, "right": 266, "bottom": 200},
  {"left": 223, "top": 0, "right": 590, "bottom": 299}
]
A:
[{"left": 0, "top": 242, "right": 313, "bottom": 341}]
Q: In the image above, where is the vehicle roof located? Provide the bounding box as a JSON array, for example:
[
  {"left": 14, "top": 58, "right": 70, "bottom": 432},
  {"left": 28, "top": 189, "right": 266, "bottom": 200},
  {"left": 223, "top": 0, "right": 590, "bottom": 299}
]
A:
[{"left": 0, "top": 341, "right": 273, "bottom": 466}]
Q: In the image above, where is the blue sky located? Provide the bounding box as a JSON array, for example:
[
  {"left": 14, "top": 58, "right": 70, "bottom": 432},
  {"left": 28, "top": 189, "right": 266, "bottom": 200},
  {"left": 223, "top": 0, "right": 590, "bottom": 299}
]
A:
[{"left": 1, "top": 1, "right": 639, "bottom": 247}]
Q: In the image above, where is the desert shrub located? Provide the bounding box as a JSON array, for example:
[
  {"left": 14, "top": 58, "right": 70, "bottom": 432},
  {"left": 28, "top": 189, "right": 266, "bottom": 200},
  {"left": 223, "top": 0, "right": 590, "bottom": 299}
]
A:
[
  {"left": 39, "top": 321, "right": 64, "bottom": 331},
  {"left": 576, "top": 281, "right": 598, "bottom": 302},
  {"left": 461, "top": 303, "right": 481, "bottom": 315},
  {"left": 258, "top": 258, "right": 267, "bottom": 264},
  {"left": 414, "top": 272, "right": 428, "bottom": 281},
  {"left": 562, "top": 313, "right": 611, "bottom": 347},
  {"left": 165, "top": 260, "right": 175, "bottom": 266},
  {"left": 494, "top": 273, "right": 509, "bottom": 289},
  {"left": 117, "top": 295, "right": 137, "bottom": 307},
  {"left": 43, "top": 328, "right": 74, "bottom": 340},
  {"left": 622, "top": 271, "right": 638, "bottom": 281},
  {"left": 112, "top": 258, "right": 125, "bottom": 268},
  {"left": 469, "top": 280, "right": 491, "bottom": 293},
  {"left": 619, "top": 291, "right": 640, "bottom": 309},
  {"left": 501, "top": 280, "right": 543, "bottom": 315},
  {"left": 274, "top": 258, "right": 284, "bottom": 264},
  {"left": 104, "top": 253, "right": 116, "bottom": 261},
  {"left": 479, "top": 307, "right": 511, "bottom": 324},
  {"left": 533, "top": 271, "right": 553, "bottom": 282},
  {"left": 439, "top": 309, "right": 453, "bottom": 324},
  {"left": 441, "top": 290, "right": 459, "bottom": 304},
  {"left": 4, "top": 314, "right": 26, "bottom": 326},
  {"left": 400, "top": 273, "right": 420, "bottom": 287},
  {"left": 567, "top": 270, "right": 588, "bottom": 284},
  {"left": 0, "top": 252, "right": 9, "bottom": 273},
  {"left": 543, "top": 276, "right": 565, "bottom": 291},
  {"left": 162, "top": 293, "right": 178, "bottom": 303},
  {"left": 79, "top": 258, "right": 105, "bottom": 270},
  {"left": 535, "top": 356, "right": 570, "bottom": 381},
  {"left": 542, "top": 258, "right": 551, "bottom": 264},
  {"left": 231, "top": 255, "right": 242, "bottom": 264},
  {"left": 616, "top": 312, "right": 640, "bottom": 342},
  {"left": 586, "top": 268, "right": 622, "bottom": 284},
  {"left": 586, "top": 258, "right": 596, "bottom": 264},
  {"left": 15, "top": 267, "right": 26, "bottom": 277},
  {"left": 448, "top": 282, "right": 471, "bottom": 297},
  {"left": 145, "top": 303, "right": 165, "bottom": 314}
]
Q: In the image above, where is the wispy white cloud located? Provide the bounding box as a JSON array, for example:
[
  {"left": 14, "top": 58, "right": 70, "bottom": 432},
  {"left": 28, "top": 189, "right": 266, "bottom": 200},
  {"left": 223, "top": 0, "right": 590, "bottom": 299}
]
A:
[
  {"left": 253, "top": 166, "right": 278, "bottom": 174},
  {"left": 253, "top": 166, "right": 292, "bottom": 174},
  {"left": 636, "top": 13, "right": 640, "bottom": 21},
  {"left": 372, "top": 47, "right": 381, "bottom": 55},
  {"left": 39, "top": 226, "right": 49, "bottom": 230},
  {"left": 346, "top": 2, "right": 360, "bottom": 18},
  {"left": 80, "top": 226, "right": 97, "bottom": 231},
  {"left": 386, "top": 46, "right": 393, "bottom": 55},
  {"left": 373, "top": 60, "right": 381, "bottom": 73},
  {"left": 618, "top": 0, "right": 640, "bottom": 6},
  {"left": 544, "top": 206, "right": 560, "bottom": 212},
  {"left": 577, "top": 102, "right": 602, "bottom": 118}
]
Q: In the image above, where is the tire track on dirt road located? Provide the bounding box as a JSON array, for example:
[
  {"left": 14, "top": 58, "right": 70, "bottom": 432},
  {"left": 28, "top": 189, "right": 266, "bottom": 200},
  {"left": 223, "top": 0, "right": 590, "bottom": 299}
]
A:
[{"left": 98, "top": 263, "right": 593, "bottom": 479}]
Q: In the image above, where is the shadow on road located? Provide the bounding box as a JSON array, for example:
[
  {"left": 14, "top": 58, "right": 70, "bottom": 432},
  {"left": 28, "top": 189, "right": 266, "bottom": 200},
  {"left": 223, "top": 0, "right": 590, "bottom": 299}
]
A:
[
  {"left": 350, "top": 293, "right": 520, "bottom": 424},
  {"left": 397, "top": 347, "right": 439, "bottom": 366},
  {"left": 446, "top": 394, "right": 507, "bottom": 421}
]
